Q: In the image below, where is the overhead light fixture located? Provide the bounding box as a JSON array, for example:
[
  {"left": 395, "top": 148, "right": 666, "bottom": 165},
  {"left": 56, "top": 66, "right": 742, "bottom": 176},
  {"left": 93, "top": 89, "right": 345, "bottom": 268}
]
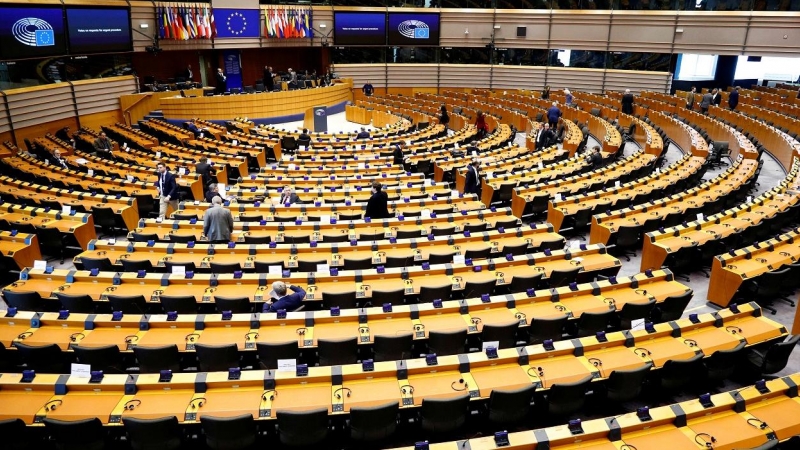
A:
[
  {"left": 140, "top": 23, "right": 149, "bottom": 29},
  {"left": 320, "top": 23, "right": 327, "bottom": 28},
  {"left": 493, "top": 25, "right": 501, "bottom": 29}
]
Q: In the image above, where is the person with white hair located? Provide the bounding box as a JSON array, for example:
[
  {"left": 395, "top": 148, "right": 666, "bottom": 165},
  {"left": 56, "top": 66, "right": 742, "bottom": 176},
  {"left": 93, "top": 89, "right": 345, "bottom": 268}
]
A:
[
  {"left": 263, "top": 280, "right": 306, "bottom": 312},
  {"left": 201, "top": 196, "right": 234, "bottom": 243},
  {"left": 621, "top": 89, "right": 634, "bottom": 115},
  {"left": 564, "top": 89, "right": 573, "bottom": 106}
]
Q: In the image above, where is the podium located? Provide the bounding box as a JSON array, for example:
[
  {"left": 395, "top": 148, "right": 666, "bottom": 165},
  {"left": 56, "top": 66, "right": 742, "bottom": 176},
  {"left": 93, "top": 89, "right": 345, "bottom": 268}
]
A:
[{"left": 303, "top": 105, "right": 328, "bottom": 132}]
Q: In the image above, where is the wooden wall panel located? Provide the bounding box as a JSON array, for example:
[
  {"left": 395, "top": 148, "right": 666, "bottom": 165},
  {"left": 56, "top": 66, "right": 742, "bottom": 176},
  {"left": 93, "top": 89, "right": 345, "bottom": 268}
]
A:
[
  {"left": 387, "top": 65, "right": 439, "bottom": 88},
  {"left": 80, "top": 111, "right": 125, "bottom": 132},
  {"left": 73, "top": 77, "right": 138, "bottom": 116},
  {"left": 493, "top": 10, "right": 551, "bottom": 49},
  {"left": 745, "top": 13, "right": 800, "bottom": 57},
  {"left": 0, "top": 94, "right": 10, "bottom": 136},
  {"left": 546, "top": 67, "right": 606, "bottom": 93},
  {"left": 492, "top": 66, "right": 547, "bottom": 91},
  {"left": 14, "top": 117, "right": 79, "bottom": 149},
  {"left": 604, "top": 70, "right": 672, "bottom": 94},
  {"left": 550, "top": 11, "right": 611, "bottom": 52},
  {"left": 440, "top": 9, "right": 497, "bottom": 48},
  {"left": 439, "top": 65, "right": 492, "bottom": 89},
  {"left": 5, "top": 84, "right": 75, "bottom": 130},
  {"left": 334, "top": 64, "right": 388, "bottom": 88},
  {"left": 673, "top": 12, "right": 749, "bottom": 55},
  {"left": 608, "top": 11, "right": 676, "bottom": 53}
]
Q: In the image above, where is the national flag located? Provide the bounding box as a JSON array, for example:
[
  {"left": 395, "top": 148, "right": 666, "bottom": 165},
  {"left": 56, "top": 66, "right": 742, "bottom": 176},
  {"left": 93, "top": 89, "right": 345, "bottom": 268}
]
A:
[
  {"left": 304, "top": 7, "right": 312, "bottom": 38},
  {"left": 205, "top": 6, "right": 212, "bottom": 38},
  {"left": 156, "top": 5, "right": 164, "bottom": 39},
  {"left": 196, "top": 5, "right": 205, "bottom": 38},
  {"left": 171, "top": 6, "right": 181, "bottom": 40},
  {"left": 187, "top": 6, "right": 196, "bottom": 39},
  {"left": 162, "top": 4, "right": 170, "bottom": 40},
  {"left": 210, "top": 7, "right": 217, "bottom": 38}
]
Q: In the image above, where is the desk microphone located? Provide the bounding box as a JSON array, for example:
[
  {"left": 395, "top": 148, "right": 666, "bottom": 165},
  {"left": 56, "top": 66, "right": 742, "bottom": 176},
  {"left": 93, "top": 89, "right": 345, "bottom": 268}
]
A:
[
  {"left": 694, "top": 433, "right": 717, "bottom": 448},
  {"left": 683, "top": 339, "right": 698, "bottom": 348},
  {"left": 245, "top": 332, "right": 259, "bottom": 341},
  {"left": 747, "top": 418, "right": 769, "bottom": 430},
  {"left": 296, "top": 327, "right": 307, "bottom": 335},
  {"left": 726, "top": 326, "right": 743, "bottom": 334}
]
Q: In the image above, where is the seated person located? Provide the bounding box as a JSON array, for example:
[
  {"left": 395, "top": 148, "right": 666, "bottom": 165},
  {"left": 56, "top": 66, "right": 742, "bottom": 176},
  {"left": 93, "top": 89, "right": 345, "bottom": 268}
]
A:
[
  {"left": 263, "top": 281, "right": 306, "bottom": 312},
  {"left": 279, "top": 186, "right": 301, "bottom": 205},
  {"left": 185, "top": 121, "right": 205, "bottom": 138},
  {"left": 465, "top": 140, "right": 480, "bottom": 155},
  {"left": 92, "top": 132, "right": 115, "bottom": 159},
  {"left": 586, "top": 146, "right": 603, "bottom": 169},
  {"left": 50, "top": 149, "right": 72, "bottom": 170},
  {"left": 205, "top": 183, "right": 221, "bottom": 203},
  {"left": 297, "top": 129, "right": 312, "bottom": 149},
  {"left": 356, "top": 127, "right": 371, "bottom": 139},
  {"left": 55, "top": 126, "right": 72, "bottom": 143}
]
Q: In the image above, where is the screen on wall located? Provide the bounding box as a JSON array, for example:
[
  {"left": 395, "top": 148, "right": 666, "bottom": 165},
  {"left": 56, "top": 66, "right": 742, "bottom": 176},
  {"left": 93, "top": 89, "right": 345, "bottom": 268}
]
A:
[
  {"left": 66, "top": 7, "right": 132, "bottom": 54},
  {"left": 334, "top": 12, "right": 386, "bottom": 46},
  {"left": 0, "top": 5, "right": 67, "bottom": 60},
  {"left": 387, "top": 12, "right": 440, "bottom": 46}
]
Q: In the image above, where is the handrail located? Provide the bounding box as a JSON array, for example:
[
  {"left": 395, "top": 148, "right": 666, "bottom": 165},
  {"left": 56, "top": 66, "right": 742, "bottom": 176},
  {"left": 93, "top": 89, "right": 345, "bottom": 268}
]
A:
[{"left": 122, "top": 93, "right": 154, "bottom": 127}]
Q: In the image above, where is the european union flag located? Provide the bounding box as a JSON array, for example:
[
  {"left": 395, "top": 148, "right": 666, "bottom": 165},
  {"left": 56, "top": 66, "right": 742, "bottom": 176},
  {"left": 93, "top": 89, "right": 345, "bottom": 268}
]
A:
[
  {"left": 35, "top": 29, "right": 55, "bottom": 47},
  {"left": 414, "top": 28, "right": 429, "bottom": 39},
  {"left": 214, "top": 9, "right": 260, "bottom": 38}
]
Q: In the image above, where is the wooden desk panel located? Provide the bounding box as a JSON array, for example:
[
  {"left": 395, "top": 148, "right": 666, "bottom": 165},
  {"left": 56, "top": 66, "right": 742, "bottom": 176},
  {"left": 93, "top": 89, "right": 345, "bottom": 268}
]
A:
[
  {"left": 196, "top": 387, "right": 263, "bottom": 420},
  {"left": 269, "top": 382, "right": 333, "bottom": 416},
  {"left": 622, "top": 425, "right": 701, "bottom": 450},
  {"left": 120, "top": 387, "right": 195, "bottom": 421},
  {"left": 0, "top": 391, "right": 56, "bottom": 424},
  {"left": 746, "top": 396, "right": 800, "bottom": 441},
  {"left": 470, "top": 364, "right": 532, "bottom": 398},
  {"left": 45, "top": 391, "right": 125, "bottom": 424},
  {"left": 406, "top": 370, "right": 472, "bottom": 406},
  {"left": 688, "top": 411, "right": 770, "bottom": 450},
  {"left": 0, "top": 232, "right": 41, "bottom": 270}
]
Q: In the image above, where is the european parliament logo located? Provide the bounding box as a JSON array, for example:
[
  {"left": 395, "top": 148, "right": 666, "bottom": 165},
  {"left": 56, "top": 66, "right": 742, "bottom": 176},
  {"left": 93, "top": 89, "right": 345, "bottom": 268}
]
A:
[
  {"left": 397, "top": 20, "right": 430, "bottom": 39},
  {"left": 12, "top": 17, "right": 55, "bottom": 47}
]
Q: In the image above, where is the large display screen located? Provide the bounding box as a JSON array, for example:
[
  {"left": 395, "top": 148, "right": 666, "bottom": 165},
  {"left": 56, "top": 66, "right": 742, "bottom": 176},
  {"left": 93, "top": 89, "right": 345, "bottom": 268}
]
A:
[
  {"left": 333, "top": 12, "right": 386, "bottom": 46},
  {"left": 388, "top": 12, "right": 440, "bottom": 46},
  {"left": 0, "top": 5, "right": 67, "bottom": 60},
  {"left": 66, "top": 7, "right": 132, "bottom": 54}
]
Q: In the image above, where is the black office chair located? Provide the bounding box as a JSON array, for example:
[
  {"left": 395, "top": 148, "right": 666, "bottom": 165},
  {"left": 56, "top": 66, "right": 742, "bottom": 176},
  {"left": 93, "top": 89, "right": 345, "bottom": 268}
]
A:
[
  {"left": 395, "top": 229, "right": 422, "bottom": 240},
  {"left": 171, "top": 213, "right": 198, "bottom": 221},
  {"left": 36, "top": 226, "right": 68, "bottom": 264},
  {"left": 419, "top": 284, "right": 453, "bottom": 304},
  {"left": 343, "top": 257, "right": 373, "bottom": 271},
  {"left": 133, "top": 345, "right": 181, "bottom": 373},
  {"left": 79, "top": 256, "right": 114, "bottom": 272},
  {"left": 2, "top": 290, "right": 45, "bottom": 311},
  {"left": 318, "top": 337, "right": 358, "bottom": 366},
  {"left": 385, "top": 256, "right": 415, "bottom": 268},
  {"left": 572, "top": 310, "right": 614, "bottom": 337},
  {"left": 487, "top": 384, "right": 537, "bottom": 425},
  {"left": 651, "top": 289, "right": 693, "bottom": 323},
  {"left": 481, "top": 321, "right": 520, "bottom": 349},
  {"left": 462, "top": 222, "right": 488, "bottom": 233},
  {"left": 373, "top": 333, "right": 414, "bottom": 362},
  {"left": 321, "top": 233, "right": 348, "bottom": 243},
  {"left": 350, "top": 402, "right": 399, "bottom": 442},
  {"left": 507, "top": 273, "right": 544, "bottom": 295},
  {"left": 502, "top": 242, "right": 529, "bottom": 257},
  {"left": 420, "top": 394, "right": 470, "bottom": 434},
  {"left": 544, "top": 266, "right": 580, "bottom": 289},
  {"left": 194, "top": 343, "right": 240, "bottom": 372},
  {"left": 428, "top": 252, "right": 455, "bottom": 265},
  {"left": 431, "top": 226, "right": 456, "bottom": 237},
  {"left": 615, "top": 299, "right": 656, "bottom": 330},
  {"left": 131, "top": 232, "right": 159, "bottom": 243},
  {"left": 528, "top": 315, "right": 568, "bottom": 344},
  {"left": 43, "top": 417, "right": 106, "bottom": 450},
  {"left": 463, "top": 280, "right": 495, "bottom": 300},
  {"left": 276, "top": 407, "right": 329, "bottom": 447},
  {"left": 745, "top": 334, "right": 799, "bottom": 378},
  {"left": 123, "top": 416, "right": 182, "bottom": 450},
  {"left": 72, "top": 344, "right": 125, "bottom": 374},
  {"left": 536, "top": 238, "right": 566, "bottom": 253},
  {"left": 658, "top": 353, "right": 705, "bottom": 391},
  {"left": 199, "top": 414, "right": 256, "bottom": 450},
  {"left": 539, "top": 375, "right": 593, "bottom": 417},
  {"left": 371, "top": 289, "right": 405, "bottom": 306},
  {"left": 121, "top": 259, "right": 154, "bottom": 273},
  {"left": 159, "top": 295, "right": 198, "bottom": 314},
  {"left": 92, "top": 206, "right": 127, "bottom": 238},
  {"left": 14, "top": 342, "right": 66, "bottom": 373},
  {"left": 243, "top": 235, "right": 271, "bottom": 244},
  {"left": 427, "top": 329, "right": 468, "bottom": 356},
  {"left": 0, "top": 418, "right": 30, "bottom": 450},
  {"left": 166, "top": 235, "right": 196, "bottom": 244},
  {"left": 214, "top": 296, "right": 252, "bottom": 313},
  {"left": 209, "top": 262, "right": 242, "bottom": 274},
  {"left": 704, "top": 341, "right": 746, "bottom": 383},
  {"left": 107, "top": 295, "right": 148, "bottom": 314},
  {"left": 256, "top": 341, "right": 298, "bottom": 370},
  {"left": 739, "top": 268, "right": 794, "bottom": 315},
  {"left": 358, "top": 231, "right": 384, "bottom": 241},
  {"left": 604, "top": 365, "right": 650, "bottom": 403},
  {"left": 55, "top": 293, "right": 95, "bottom": 313},
  {"left": 322, "top": 291, "right": 358, "bottom": 309},
  {"left": 298, "top": 259, "right": 327, "bottom": 272}
]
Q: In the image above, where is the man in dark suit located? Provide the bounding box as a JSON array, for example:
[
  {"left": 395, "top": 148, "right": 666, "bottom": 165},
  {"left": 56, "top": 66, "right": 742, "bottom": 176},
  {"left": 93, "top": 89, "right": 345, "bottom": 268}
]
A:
[
  {"left": 711, "top": 88, "right": 722, "bottom": 106},
  {"left": 156, "top": 162, "right": 179, "bottom": 219},
  {"left": 700, "top": 91, "right": 713, "bottom": 114},
  {"left": 362, "top": 81, "right": 374, "bottom": 97},
  {"left": 263, "top": 281, "right": 306, "bottom": 313},
  {"left": 392, "top": 141, "right": 405, "bottom": 166},
  {"left": 621, "top": 89, "right": 634, "bottom": 115},
  {"left": 205, "top": 183, "right": 221, "bottom": 203},
  {"left": 184, "top": 65, "right": 193, "bottom": 82},
  {"left": 55, "top": 126, "right": 71, "bottom": 143},
  {"left": 196, "top": 157, "right": 214, "bottom": 187},
  {"left": 728, "top": 86, "right": 739, "bottom": 110},
  {"left": 215, "top": 68, "right": 227, "bottom": 94},
  {"left": 365, "top": 182, "right": 390, "bottom": 219},
  {"left": 586, "top": 146, "right": 603, "bottom": 169},
  {"left": 51, "top": 149, "right": 72, "bottom": 170},
  {"left": 356, "top": 127, "right": 371, "bottom": 139},
  {"left": 93, "top": 132, "right": 114, "bottom": 160},
  {"left": 464, "top": 160, "right": 481, "bottom": 197},
  {"left": 185, "top": 122, "right": 204, "bottom": 138},
  {"left": 263, "top": 66, "right": 274, "bottom": 92},
  {"left": 535, "top": 123, "right": 556, "bottom": 150},
  {"left": 547, "top": 102, "right": 562, "bottom": 129},
  {"left": 279, "top": 187, "right": 301, "bottom": 205}
]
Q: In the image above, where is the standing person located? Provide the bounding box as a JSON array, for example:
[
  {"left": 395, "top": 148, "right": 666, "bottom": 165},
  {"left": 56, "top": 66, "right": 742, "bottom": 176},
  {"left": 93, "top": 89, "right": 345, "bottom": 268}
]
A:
[
  {"left": 686, "top": 86, "right": 697, "bottom": 110},
  {"left": 621, "top": 89, "right": 634, "bottom": 115},
  {"left": 547, "top": 102, "right": 562, "bottom": 129},
  {"left": 201, "top": 196, "right": 234, "bottom": 244},
  {"left": 475, "top": 111, "right": 489, "bottom": 139},
  {"left": 464, "top": 160, "right": 481, "bottom": 197},
  {"left": 362, "top": 81, "right": 374, "bottom": 97},
  {"left": 392, "top": 141, "right": 405, "bottom": 165},
  {"left": 155, "top": 162, "right": 179, "bottom": 219},
  {"left": 287, "top": 68, "right": 298, "bottom": 89},
  {"left": 439, "top": 105, "right": 450, "bottom": 129},
  {"left": 263, "top": 66, "right": 275, "bottom": 92},
  {"left": 712, "top": 88, "right": 722, "bottom": 106},
  {"left": 541, "top": 86, "right": 550, "bottom": 100},
  {"left": 535, "top": 123, "right": 555, "bottom": 150},
  {"left": 195, "top": 157, "right": 214, "bottom": 188},
  {"left": 564, "top": 89, "right": 573, "bottom": 106},
  {"left": 263, "top": 281, "right": 306, "bottom": 312},
  {"left": 365, "top": 182, "right": 390, "bottom": 219},
  {"left": 215, "top": 68, "right": 227, "bottom": 94},
  {"left": 700, "top": 90, "right": 713, "bottom": 114},
  {"left": 728, "top": 86, "right": 739, "bottom": 110},
  {"left": 184, "top": 64, "right": 193, "bottom": 82}
]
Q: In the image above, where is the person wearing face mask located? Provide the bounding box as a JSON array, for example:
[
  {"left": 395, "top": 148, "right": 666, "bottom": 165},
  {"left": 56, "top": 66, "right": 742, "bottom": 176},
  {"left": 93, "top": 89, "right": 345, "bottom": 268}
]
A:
[{"left": 364, "top": 181, "right": 390, "bottom": 220}]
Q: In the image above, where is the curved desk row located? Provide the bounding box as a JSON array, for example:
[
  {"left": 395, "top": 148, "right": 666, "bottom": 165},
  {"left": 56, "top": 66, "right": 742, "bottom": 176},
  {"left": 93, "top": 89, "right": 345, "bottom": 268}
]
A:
[
  {"left": 1, "top": 203, "right": 95, "bottom": 250},
  {"left": 0, "top": 231, "right": 41, "bottom": 271}
]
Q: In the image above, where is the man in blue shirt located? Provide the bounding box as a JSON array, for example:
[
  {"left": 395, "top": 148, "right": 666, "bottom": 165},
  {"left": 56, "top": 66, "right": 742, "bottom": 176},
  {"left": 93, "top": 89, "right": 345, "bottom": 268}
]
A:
[
  {"left": 547, "top": 102, "right": 562, "bottom": 129},
  {"left": 263, "top": 281, "right": 306, "bottom": 312},
  {"left": 362, "top": 81, "right": 374, "bottom": 97}
]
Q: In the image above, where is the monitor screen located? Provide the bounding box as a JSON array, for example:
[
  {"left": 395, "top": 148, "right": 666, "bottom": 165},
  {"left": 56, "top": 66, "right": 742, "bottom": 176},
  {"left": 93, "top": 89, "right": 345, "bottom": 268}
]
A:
[
  {"left": 66, "top": 7, "right": 132, "bottom": 55},
  {"left": 334, "top": 12, "right": 386, "bottom": 46},
  {"left": 388, "top": 12, "right": 440, "bottom": 46},
  {"left": 0, "top": 5, "right": 67, "bottom": 60}
]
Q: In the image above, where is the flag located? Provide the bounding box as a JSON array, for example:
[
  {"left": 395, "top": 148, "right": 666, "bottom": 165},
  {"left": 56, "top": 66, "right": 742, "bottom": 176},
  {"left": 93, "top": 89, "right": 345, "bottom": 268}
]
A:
[
  {"left": 171, "top": 6, "right": 181, "bottom": 40},
  {"left": 156, "top": 5, "right": 164, "bottom": 39},
  {"left": 205, "top": 6, "right": 212, "bottom": 38},
  {"left": 210, "top": 7, "right": 217, "bottom": 38},
  {"left": 304, "top": 7, "right": 312, "bottom": 38},
  {"left": 196, "top": 5, "right": 205, "bottom": 38}
]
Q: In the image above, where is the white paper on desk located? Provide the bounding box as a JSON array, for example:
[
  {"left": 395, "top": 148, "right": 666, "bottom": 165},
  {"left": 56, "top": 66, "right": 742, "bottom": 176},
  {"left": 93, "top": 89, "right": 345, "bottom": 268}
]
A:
[
  {"left": 178, "top": 168, "right": 186, "bottom": 176},
  {"left": 572, "top": 257, "right": 583, "bottom": 262},
  {"left": 451, "top": 190, "right": 459, "bottom": 197},
  {"left": 108, "top": 238, "right": 116, "bottom": 245},
  {"left": 87, "top": 169, "right": 94, "bottom": 177},
  {"left": 232, "top": 140, "right": 238, "bottom": 146},
  {"left": 358, "top": 163, "right": 365, "bottom": 169},
  {"left": 62, "top": 205, "right": 71, "bottom": 215},
  {"left": 218, "top": 183, "right": 226, "bottom": 192},
  {"left": 453, "top": 254, "right": 466, "bottom": 265},
  {"left": 538, "top": 161, "right": 543, "bottom": 169},
  {"left": 126, "top": 175, "right": 134, "bottom": 182},
  {"left": 317, "top": 264, "right": 330, "bottom": 273},
  {"left": 569, "top": 240, "right": 580, "bottom": 250},
  {"left": 123, "top": 142, "right": 128, "bottom": 150},
  {"left": 75, "top": 158, "right": 87, "bottom": 165},
  {"left": 421, "top": 209, "right": 431, "bottom": 218},
  {"left": 631, "top": 319, "right": 646, "bottom": 331},
  {"left": 199, "top": 132, "right": 204, "bottom": 139},
  {"left": 156, "top": 216, "right": 163, "bottom": 223},
  {"left": 277, "top": 359, "right": 297, "bottom": 372},
  {"left": 696, "top": 213, "right": 704, "bottom": 221},
  {"left": 320, "top": 215, "right": 330, "bottom": 223},
  {"left": 171, "top": 265, "right": 186, "bottom": 275},
  {"left": 425, "top": 178, "right": 433, "bottom": 186},
  {"left": 155, "top": 152, "right": 161, "bottom": 158},
  {"left": 71, "top": 363, "right": 91, "bottom": 378},
  {"left": 747, "top": 196, "right": 753, "bottom": 203},
  {"left": 33, "top": 260, "right": 47, "bottom": 270},
  {"left": 194, "top": 200, "right": 200, "bottom": 205},
  {"left": 268, "top": 265, "right": 282, "bottom": 275},
  {"left": 615, "top": 181, "right": 621, "bottom": 187},
  {"left": 472, "top": 151, "right": 477, "bottom": 157},
  {"left": 482, "top": 341, "right": 499, "bottom": 350}
]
